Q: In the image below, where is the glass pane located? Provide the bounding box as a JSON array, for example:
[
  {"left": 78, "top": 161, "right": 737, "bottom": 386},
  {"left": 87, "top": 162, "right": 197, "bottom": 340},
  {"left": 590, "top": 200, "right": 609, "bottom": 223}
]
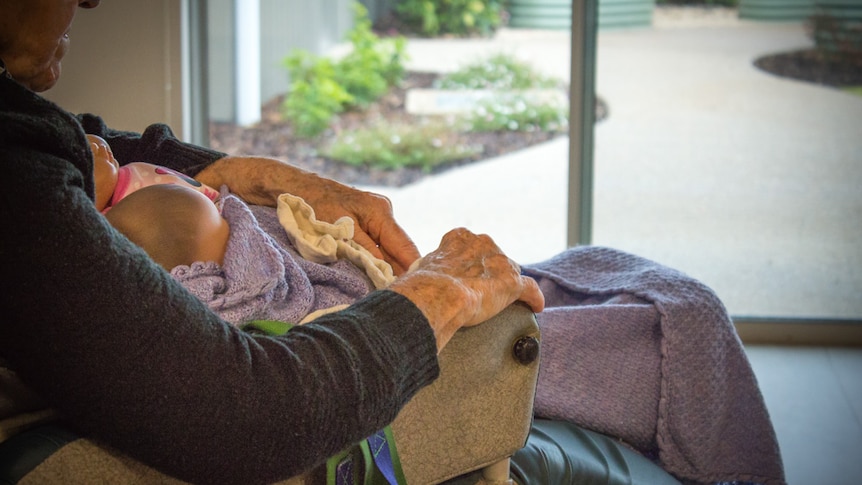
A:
[
  {"left": 591, "top": 6, "right": 862, "bottom": 319},
  {"left": 204, "top": 1, "right": 572, "bottom": 267},
  {"left": 201, "top": 2, "right": 860, "bottom": 320},
  {"left": 366, "top": 30, "right": 574, "bottom": 266}
]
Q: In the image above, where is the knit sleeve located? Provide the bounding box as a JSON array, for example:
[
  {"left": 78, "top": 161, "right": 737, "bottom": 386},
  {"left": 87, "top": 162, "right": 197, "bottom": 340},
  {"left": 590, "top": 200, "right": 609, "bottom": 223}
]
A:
[{"left": 76, "top": 113, "right": 226, "bottom": 176}]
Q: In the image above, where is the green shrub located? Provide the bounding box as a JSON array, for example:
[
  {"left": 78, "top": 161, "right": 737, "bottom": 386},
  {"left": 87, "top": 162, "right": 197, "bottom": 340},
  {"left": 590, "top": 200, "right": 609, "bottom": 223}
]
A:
[
  {"left": 434, "top": 53, "right": 559, "bottom": 90},
  {"left": 336, "top": 3, "right": 407, "bottom": 107},
  {"left": 283, "top": 52, "right": 354, "bottom": 138},
  {"left": 395, "top": 0, "right": 504, "bottom": 37},
  {"left": 808, "top": 11, "right": 862, "bottom": 67},
  {"left": 282, "top": 3, "right": 407, "bottom": 138},
  {"left": 323, "top": 121, "right": 481, "bottom": 171},
  {"left": 465, "top": 95, "right": 568, "bottom": 133},
  {"left": 434, "top": 53, "right": 568, "bottom": 133}
]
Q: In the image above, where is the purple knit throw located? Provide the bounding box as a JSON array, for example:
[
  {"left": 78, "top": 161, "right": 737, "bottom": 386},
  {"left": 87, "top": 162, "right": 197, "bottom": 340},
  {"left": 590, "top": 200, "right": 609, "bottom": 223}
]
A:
[
  {"left": 172, "top": 195, "right": 373, "bottom": 326},
  {"left": 173, "top": 194, "right": 784, "bottom": 484},
  {"left": 524, "top": 247, "right": 785, "bottom": 485}
]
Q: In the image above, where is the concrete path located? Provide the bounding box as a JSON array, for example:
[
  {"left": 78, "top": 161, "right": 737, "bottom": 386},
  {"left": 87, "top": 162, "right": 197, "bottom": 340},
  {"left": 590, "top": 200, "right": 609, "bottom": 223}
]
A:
[{"left": 361, "top": 11, "right": 862, "bottom": 319}]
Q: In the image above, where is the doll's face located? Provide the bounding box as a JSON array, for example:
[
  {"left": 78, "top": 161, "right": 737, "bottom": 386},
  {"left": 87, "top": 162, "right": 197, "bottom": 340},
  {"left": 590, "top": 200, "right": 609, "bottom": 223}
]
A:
[{"left": 87, "top": 134, "right": 119, "bottom": 211}]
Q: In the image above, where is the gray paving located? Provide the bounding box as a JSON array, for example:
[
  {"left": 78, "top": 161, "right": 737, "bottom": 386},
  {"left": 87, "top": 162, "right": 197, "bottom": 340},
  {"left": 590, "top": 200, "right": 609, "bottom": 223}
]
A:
[{"left": 361, "top": 12, "right": 862, "bottom": 319}]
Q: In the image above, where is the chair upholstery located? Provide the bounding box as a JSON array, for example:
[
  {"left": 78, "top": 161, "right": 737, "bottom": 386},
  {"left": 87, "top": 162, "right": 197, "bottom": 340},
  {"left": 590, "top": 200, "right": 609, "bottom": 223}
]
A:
[{"left": 391, "top": 303, "right": 541, "bottom": 485}]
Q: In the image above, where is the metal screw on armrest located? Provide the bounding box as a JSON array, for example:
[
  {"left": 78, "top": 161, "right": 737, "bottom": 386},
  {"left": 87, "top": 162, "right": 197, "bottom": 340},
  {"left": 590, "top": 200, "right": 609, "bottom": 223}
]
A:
[{"left": 512, "top": 336, "right": 539, "bottom": 365}]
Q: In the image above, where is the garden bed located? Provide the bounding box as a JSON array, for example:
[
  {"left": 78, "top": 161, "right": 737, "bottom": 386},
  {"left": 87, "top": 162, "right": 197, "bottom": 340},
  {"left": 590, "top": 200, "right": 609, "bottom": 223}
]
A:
[
  {"left": 754, "top": 48, "right": 862, "bottom": 87},
  {"left": 209, "top": 71, "right": 587, "bottom": 188},
  {"left": 208, "top": 17, "right": 859, "bottom": 190}
]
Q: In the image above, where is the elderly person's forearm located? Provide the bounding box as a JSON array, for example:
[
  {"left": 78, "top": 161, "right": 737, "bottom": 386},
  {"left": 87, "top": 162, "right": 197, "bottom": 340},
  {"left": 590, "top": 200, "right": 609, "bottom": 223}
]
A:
[{"left": 195, "top": 155, "right": 324, "bottom": 206}]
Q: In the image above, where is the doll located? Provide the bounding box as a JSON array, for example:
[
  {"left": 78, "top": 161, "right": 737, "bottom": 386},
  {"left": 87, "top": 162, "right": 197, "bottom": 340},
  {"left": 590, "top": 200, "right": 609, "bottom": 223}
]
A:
[{"left": 89, "top": 134, "right": 229, "bottom": 270}]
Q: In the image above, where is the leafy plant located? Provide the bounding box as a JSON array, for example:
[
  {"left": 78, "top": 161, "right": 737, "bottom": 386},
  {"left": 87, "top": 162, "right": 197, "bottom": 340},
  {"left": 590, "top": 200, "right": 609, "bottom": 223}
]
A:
[
  {"left": 335, "top": 3, "right": 407, "bottom": 107},
  {"left": 283, "top": 52, "right": 354, "bottom": 138},
  {"left": 435, "top": 53, "right": 569, "bottom": 133},
  {"left": 434, "top": 53, "right": 559, "bottom": 90},
  {"left": 282, "top": 3, "right": 407, "bottom": 138},
  {"left": 465, "top": 95, "right": 568, "bottom": 133},
  {"left": 395, "top": 0, "right": 504, "bottom": 37},
  {"left": 323, "top": 120, "right": 481, "bottom": 171},
  {"left": 807, "top": 10, "right": 862, "bottom": 67}
]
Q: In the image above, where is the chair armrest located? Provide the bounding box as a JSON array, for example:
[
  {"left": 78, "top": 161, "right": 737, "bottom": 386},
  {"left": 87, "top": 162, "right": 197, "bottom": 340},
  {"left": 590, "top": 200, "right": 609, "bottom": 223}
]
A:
[{"left": 392, "top": 303, "right": 541, "bottom": 485}]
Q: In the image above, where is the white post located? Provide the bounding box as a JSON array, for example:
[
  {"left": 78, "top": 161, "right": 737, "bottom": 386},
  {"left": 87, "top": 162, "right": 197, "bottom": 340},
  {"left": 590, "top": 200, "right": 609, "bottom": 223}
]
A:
[
  {"left": 234, "top": 0, "right": 261, "bottom": 125},
  {"left": 179, "top": 0, "right": 192, "bottom": 141}
]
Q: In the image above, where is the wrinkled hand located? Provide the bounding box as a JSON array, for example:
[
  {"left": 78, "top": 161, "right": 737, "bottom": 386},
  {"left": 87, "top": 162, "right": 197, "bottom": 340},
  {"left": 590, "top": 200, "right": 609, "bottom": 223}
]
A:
[
  {"left": 195, "top": 155, "right": 420, "bottom": 274},
  {"left": 389, "top": 228, "right": 545, "bottom": 352}
]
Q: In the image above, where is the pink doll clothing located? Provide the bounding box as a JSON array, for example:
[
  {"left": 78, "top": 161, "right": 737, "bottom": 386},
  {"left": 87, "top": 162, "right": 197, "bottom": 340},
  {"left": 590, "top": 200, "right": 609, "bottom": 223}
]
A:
[{"left": 103, "top": 162, "right": 220, "bottom": 212}]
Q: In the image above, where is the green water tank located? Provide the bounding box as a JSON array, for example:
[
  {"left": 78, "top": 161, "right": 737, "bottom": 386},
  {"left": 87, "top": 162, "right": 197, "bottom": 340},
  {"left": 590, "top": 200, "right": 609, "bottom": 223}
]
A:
[
  {"left": 507, "top": 0, "right": 655, "bottom": 30},
  {"left": 738, "top": 0, "right": 816, "bottom": 21}
]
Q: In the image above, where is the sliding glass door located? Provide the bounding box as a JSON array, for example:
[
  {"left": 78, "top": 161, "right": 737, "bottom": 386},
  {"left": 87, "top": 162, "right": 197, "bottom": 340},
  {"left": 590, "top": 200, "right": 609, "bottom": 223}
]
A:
[{"left": 574, "top": 2, "right": 862, "bottom": 326}]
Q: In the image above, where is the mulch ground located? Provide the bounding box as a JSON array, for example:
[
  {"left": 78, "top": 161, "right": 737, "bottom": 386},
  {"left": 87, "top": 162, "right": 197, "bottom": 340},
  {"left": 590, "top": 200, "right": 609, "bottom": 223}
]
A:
[{"left": 754, "top": 48, "right": 862, "bottom": 87}]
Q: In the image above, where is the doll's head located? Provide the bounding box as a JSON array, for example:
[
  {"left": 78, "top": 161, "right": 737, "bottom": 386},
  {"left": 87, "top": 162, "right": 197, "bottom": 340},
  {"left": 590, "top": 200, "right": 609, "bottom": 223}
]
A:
[
  {"left": 105, "top": 184, "right": 230, "bottom": 271},
  {"left": 87, "top": 134, "right": 220, "bottom": 213},
  {"left": 88, "top": 134, "right": 120, "bottom": 211}
]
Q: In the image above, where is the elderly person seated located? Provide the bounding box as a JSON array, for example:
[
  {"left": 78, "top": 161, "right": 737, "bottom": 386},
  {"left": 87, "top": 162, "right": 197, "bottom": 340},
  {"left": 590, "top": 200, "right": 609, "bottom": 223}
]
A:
[{"left": 0, "top": 2, "right": 784, "bottom": 485}]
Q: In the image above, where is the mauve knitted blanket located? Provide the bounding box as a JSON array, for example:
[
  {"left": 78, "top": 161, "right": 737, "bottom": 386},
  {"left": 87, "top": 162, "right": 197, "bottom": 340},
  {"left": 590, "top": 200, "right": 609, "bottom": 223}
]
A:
[
  {"left": 172, "top": 195, "right": 373, "bottom": 326},
  {"left": 170, "top": 194, "right": 783, "bottom": 484},
  {"left": 523, "top": 247, "right": 785, "bottom": 485}
]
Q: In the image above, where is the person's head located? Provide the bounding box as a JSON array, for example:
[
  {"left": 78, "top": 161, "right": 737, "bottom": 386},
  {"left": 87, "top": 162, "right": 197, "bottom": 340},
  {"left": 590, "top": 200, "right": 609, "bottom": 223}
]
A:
[
  {"left": 105, "top": 184, "right": 231, "bottom": 271},
  {"left": 88, "top": 134, "right": 120, "bottom": 211},
  {"left": 0, "top": 0, "right": 101, "bottom": 92}
]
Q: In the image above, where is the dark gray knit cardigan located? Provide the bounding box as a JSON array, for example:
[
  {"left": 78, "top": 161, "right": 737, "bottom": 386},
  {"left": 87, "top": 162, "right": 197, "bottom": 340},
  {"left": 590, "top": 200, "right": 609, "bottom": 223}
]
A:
[{"left": 0, "top": 74, "right": 438, "bottom": 484}]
